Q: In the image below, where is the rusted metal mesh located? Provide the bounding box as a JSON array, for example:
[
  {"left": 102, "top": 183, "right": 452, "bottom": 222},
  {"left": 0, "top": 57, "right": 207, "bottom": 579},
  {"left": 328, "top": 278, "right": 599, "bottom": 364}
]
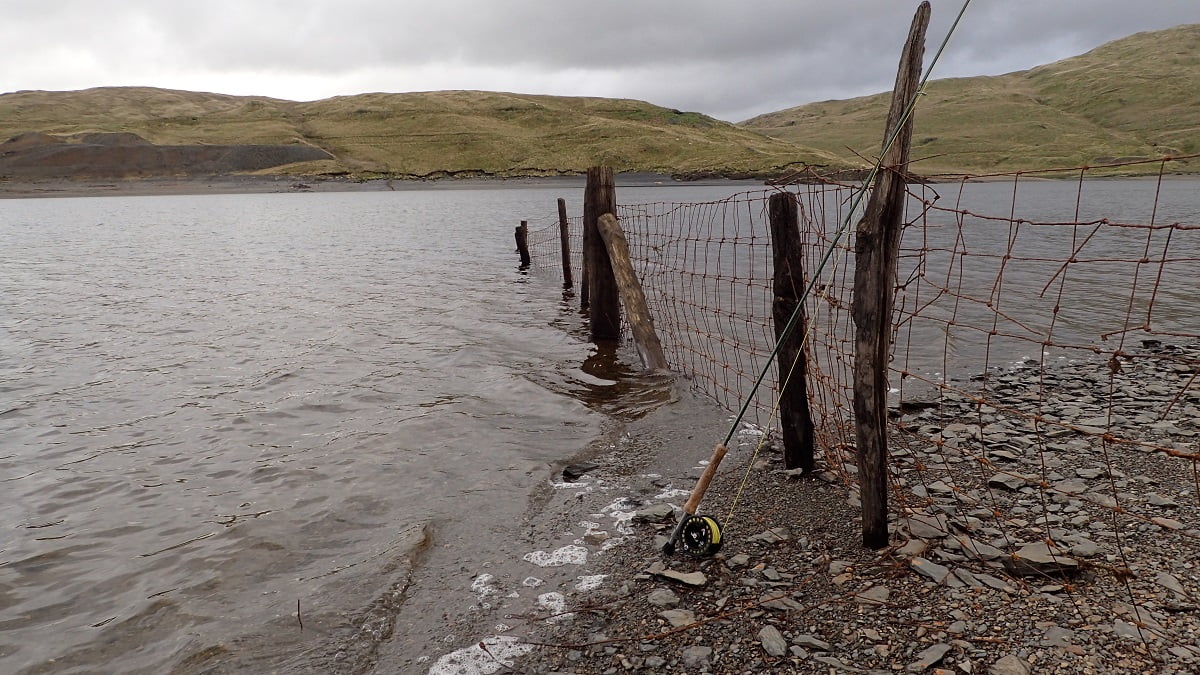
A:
[{"left": 523, "top": 156, "right": 1200, "bottom": 658}]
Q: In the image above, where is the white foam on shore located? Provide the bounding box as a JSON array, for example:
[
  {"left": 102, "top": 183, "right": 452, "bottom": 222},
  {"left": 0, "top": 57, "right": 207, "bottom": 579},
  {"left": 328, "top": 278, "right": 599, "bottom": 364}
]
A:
[
  {"left": 470, "top": 573, "right": 497, "bottom": 610},
  {"left": 575, "top": 574, "right": 607, "bottom": 592},
  {"left": 523, "top": 544, "right": 588, "bottom": 567},
  {"left": 537, "top": 591, "right": 571, "bottom": 623},
  {"left": 428, "top": 636, "right": 533, "bottom": 675},
  {"left": 595, "top": 497, "right": 636, "bottom": 535},
  {"left": 521, "top": 576, "right": 544, "bottom": 587},
  {"left": 655, "top": 488, "right": 691, "bottom": 500}
]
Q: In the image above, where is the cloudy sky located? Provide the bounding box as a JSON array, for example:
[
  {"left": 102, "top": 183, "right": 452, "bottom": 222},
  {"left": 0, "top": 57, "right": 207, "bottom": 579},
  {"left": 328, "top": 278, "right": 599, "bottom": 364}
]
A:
[{"left": 2, "top": 0, "right": 1196, "bottom": 122}]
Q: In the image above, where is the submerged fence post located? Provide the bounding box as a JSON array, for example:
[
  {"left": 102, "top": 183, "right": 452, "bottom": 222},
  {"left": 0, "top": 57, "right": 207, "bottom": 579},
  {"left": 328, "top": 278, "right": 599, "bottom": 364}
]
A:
[
  {"left": 768, "top": 192, "right": 815, "bottom": 473},
  {"left": 515, "top": 220, "right": 531, "bottom": 269},
  {"left": 597, "top": 213, "right": 668, "bottom": 372},
  {"left": 853, "top": 1, "right": 929, "bottom": 549},
  {"left": 584, "top": 166, "right": 619, "bottom": 339},
  {"left": 557, "top": 198, "right": 573, "bottom": 289}
]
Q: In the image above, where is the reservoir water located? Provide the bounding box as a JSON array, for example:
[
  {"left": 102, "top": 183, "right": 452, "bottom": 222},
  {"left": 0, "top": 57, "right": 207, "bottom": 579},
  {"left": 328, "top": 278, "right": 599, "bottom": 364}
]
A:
[{"left": 1, "top": 177, "right": 1197, "bottom": 673}]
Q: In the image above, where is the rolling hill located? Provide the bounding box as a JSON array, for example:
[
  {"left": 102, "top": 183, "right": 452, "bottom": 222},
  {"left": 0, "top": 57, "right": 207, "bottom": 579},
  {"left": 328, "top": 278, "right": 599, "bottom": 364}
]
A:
[
  {"left": 740, "top": 24, "right": 1200, "bottom": 175},
  {"left": 0, "top": 88, "right": 841, "bottom": 181}
]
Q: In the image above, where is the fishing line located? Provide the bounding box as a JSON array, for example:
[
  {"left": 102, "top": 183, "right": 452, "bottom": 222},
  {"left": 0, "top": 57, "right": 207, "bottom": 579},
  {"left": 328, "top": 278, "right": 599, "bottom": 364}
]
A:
[{"left": 670, "top": 0, "right": 976, "bottom": 554}]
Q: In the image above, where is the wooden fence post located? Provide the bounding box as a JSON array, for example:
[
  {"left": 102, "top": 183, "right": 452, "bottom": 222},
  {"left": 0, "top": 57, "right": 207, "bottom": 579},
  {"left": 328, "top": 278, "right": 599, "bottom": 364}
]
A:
[
  {"left": 852, "top": 1, "right": 929, "bottom": 550},
  {"left": 584, "top": 167, "right": 619, "bottom": 339},
  {"left": 768, "top": 192, "right": 815, "bottom": 472},
  {"left": 597, "top": 214, "right": 668, "bottom": 372},
  {"left": 515, "top": 220, "right": 531, "bottom": 269},
  {"left": 557, "top": 198, "right": 573, "bottom": 289}
]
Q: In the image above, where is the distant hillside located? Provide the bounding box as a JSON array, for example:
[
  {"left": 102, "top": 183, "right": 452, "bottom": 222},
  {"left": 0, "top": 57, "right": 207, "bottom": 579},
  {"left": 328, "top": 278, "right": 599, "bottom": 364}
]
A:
[
  {"left": 0, "top": 88, "right": 841, "bottom": 181},
  {"left": 742, "top": 24, "right": 1200, "bottom": 175}
]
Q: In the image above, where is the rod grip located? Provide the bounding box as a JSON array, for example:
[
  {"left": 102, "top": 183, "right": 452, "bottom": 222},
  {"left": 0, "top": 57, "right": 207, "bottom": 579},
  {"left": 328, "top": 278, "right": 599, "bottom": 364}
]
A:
[{"left": 682, "top": 444, "right": 727, "bottom": 515}]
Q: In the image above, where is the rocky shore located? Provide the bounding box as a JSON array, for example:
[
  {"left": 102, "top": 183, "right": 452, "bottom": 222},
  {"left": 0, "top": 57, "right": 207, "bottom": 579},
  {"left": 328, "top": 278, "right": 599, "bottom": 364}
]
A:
[{"left": 500, "top": 343, "right": 1199, "bottom": 674}]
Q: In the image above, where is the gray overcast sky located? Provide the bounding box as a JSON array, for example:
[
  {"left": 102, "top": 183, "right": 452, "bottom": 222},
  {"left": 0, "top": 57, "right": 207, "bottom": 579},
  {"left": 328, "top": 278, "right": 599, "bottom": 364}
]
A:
[{"left": 2, "top": 1, "right": 1197, "bottom": 122}]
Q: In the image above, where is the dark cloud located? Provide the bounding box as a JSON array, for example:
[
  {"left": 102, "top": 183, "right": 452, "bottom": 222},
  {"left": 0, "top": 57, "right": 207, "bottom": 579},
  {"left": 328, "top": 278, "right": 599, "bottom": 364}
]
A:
[{"left": 1, "top": 0, "right": 1196, "bottom": 120}]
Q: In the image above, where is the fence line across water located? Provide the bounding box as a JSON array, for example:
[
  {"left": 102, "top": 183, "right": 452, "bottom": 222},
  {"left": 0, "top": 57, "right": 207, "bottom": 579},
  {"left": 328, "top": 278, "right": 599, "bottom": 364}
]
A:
[{"left": 520, "top": 154, "right": 1200, "bottom": 663}]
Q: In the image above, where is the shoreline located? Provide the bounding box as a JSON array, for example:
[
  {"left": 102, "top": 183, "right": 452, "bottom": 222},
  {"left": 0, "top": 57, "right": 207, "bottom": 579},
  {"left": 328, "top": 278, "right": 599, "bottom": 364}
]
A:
[
  {"left": 490, "top": 344, "right": 1200, "bottom": 674},
  {"left": 0, "top": 173, "right": 766, "bottom": 200},
  {"left": 5, "top": 172, "right": 1194, "bottom": 200}
]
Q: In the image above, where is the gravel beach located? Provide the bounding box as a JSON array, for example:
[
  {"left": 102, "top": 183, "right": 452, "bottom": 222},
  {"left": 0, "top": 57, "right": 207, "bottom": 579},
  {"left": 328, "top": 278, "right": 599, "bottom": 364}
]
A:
[{"left": 498, "top": 343, "right": 1200, "bottom": 674}]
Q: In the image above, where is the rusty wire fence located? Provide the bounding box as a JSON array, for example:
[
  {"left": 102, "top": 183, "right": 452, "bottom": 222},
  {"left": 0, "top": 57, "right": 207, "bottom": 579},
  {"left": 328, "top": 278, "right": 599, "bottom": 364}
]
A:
[{"left": 524, "top": 156, "right": 1200, "bottom": 662}]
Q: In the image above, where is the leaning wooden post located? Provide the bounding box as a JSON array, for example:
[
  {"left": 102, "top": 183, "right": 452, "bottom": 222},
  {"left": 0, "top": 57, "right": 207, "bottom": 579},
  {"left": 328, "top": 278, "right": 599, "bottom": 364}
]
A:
[
  {"left": 768, "top": 192, "right": 815, "bottom": 473},
  {"left": 597, "top": 213, "right": 668, "bottom": 371},
  {"left": 852, "top": 1, "right": 929, "bottom": 550},
  {"left": 557, "top": 198, "right": 574, "bottom": 288},
  {"left": 515, "top": 220, "right": 531, "bottom": 269},
  {"left": 584, "top": 167, "right": 620, "bottom": 339}
]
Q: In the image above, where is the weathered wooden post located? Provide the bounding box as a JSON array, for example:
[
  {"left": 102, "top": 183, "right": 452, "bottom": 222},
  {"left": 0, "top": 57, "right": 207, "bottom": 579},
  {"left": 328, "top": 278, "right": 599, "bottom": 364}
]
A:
[
  {"left": 853, "top": 1, "right": 929, "bottom": 549},
  {"left": 597, "top": 213, "right": 669, "bottom": 372},
  {"left": 584, "top": 167, "right": 619, "bottom": 339},
  {"left": 768, "top": 192, "right": 815, "bottom": 472},
  {"left": 515, "top": 220, "right": 531, "bottom": 269},
  {"left": 557, "top": 198, "right": 573, "bottom": 289}
]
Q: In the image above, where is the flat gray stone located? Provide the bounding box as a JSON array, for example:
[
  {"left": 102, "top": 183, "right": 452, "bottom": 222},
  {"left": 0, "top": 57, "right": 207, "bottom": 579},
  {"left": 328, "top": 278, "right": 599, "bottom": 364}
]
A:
[
  {"left": 758, "top": 625, "right": 788, "bottom": 657},
  {"left": 1147, "top": 492, "right": 1179, "bottom": 508},
  {"left": 681, "top": 645, "right": 712, "bottom": 668},
  {"left": 659, "top": 609, "right": 695, "bottom": 628},
  {"left": 905, "top": 514, "right": 951, "bottom": 538},
  {"left": 855, "top": 585, "right": 890, "bottom": 605},
  {"left": 1113, "top": 619, "right": 1146, "bottom": 640},
  {"left": 749, "top": 527, "right": 793, "bottom": 544},
  {"left": 1156, "top": 571, "right": 1187, "bottom": 595},
  {"left": 911, "top": 557, "right": 952, "bottom": 584},
  {"left": 759, "top": 592, "right": 804, "bottom": 612},
  {"left": 906, "top": 643, "right": 952, "bottom": 671},
  {"left": 654, "top": 569, "right": 707, "bottom": 586},
  {"left": 896, "top": 539, "right": 928, "bottom": 558},
  {"left": 988, "top": 473, "right": 1028, "bottom": 491},
  {"left": 647, "top": 588, "right": 680, "bottom": 608},
  {"left": 989, "top": 654, "right": 1032, "bottom": 675},
  {"left": 1003, "top": 543, "right": 1079, "bottom": 577},
  {"left": 955, "top": 535, "right": 1004, "bottom": 560},
  {"left": 1042, "top": 625, "right": 1074, "bottom": 647},
  {"left": 794, "top": 634, "right": 832, "bottom": 651},
  {"left": 632, "top": 503, "right": 675, "bottom": 523}
]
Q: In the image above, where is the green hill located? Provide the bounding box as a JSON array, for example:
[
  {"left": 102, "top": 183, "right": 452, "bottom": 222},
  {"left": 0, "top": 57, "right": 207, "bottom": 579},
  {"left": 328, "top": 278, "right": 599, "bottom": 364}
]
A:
[
  {"left": 741, "top": 24, "right": 1200, "bottom": 175},
  {"left": 0, "top": 87, "right": 841, "bottom": 180}
]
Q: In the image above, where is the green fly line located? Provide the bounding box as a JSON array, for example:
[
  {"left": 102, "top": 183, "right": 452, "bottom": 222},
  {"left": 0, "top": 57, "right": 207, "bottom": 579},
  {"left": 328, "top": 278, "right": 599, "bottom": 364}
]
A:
[{"left": 722, "top": 0, "right": 974, "bottom": 524}]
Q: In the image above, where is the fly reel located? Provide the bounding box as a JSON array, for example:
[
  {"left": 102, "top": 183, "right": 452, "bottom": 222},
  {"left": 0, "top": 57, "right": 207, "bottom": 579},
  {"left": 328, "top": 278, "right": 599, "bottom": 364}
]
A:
[
  {"left": 662, "top": 443, "right": 729, "bottom": 559},
  {"left": 677, "top": 514, "right": 723, "bottom": 557}
]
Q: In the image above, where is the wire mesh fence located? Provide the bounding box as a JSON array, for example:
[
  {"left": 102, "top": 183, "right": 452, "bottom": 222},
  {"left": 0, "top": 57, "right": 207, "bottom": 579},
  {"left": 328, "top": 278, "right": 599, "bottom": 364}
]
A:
[{"left": 521, "top": 156, "right": 1200, "bottom": 662}]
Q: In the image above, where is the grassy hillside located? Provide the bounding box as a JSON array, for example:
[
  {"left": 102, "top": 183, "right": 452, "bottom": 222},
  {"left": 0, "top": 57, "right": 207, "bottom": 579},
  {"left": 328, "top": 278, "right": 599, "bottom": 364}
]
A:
[
  {"left": 0, "top": 88, "right": 841, "bottom": 179},
  {"left": 742, "top": 24, "right": 1200, "bottom": 175}
]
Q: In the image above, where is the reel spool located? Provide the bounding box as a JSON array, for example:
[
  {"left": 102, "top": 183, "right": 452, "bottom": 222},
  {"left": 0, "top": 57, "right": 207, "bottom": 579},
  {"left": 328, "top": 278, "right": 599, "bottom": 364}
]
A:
[{"left": 677, "top": 514, "right": 723, "bottom": 558}]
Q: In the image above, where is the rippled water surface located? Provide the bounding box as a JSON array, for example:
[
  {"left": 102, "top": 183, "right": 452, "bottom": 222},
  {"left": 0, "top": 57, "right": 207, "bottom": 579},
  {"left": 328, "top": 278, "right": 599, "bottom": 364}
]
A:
[{"left": 0, "top": 187, "right": 619, "bottom": 672}]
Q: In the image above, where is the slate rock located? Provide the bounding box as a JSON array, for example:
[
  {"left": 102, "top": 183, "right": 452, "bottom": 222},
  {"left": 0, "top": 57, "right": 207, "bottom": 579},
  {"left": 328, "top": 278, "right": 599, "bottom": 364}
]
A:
[
  {"left": 1003, "top": 543, "right": 1079, "bottom": 578},
  {"left": 989, "top": 654, "right": 1032, "bottom": 675},
  {"left": 633, "top": 503, "right": 675, "bottom": 523},
  {"left": 561, "top": 462, "right": 599, "bottom": 482},
  {"left": 794, "top": 634, "right": 833, "bottom": 651},
  {"left": 659, "top": 609, "right": 695, "bottom": 628},
  {"left": 681, "top": 646, "right": 712, "bottom": 669},
  {"left": 654, "top": 569, "right": 707, "bottom": 586},
  {"left": 758, "top": 625, "right": 788, "bottom": 657},
  {"left": 647, "top": 588, "right": 680, "bottom": 608},
  {"left": 907, "top": 643, "right": 952, "bottom": 671},
  {"left": 911, "top": 557, "right": 952, "bottom": 584}
]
